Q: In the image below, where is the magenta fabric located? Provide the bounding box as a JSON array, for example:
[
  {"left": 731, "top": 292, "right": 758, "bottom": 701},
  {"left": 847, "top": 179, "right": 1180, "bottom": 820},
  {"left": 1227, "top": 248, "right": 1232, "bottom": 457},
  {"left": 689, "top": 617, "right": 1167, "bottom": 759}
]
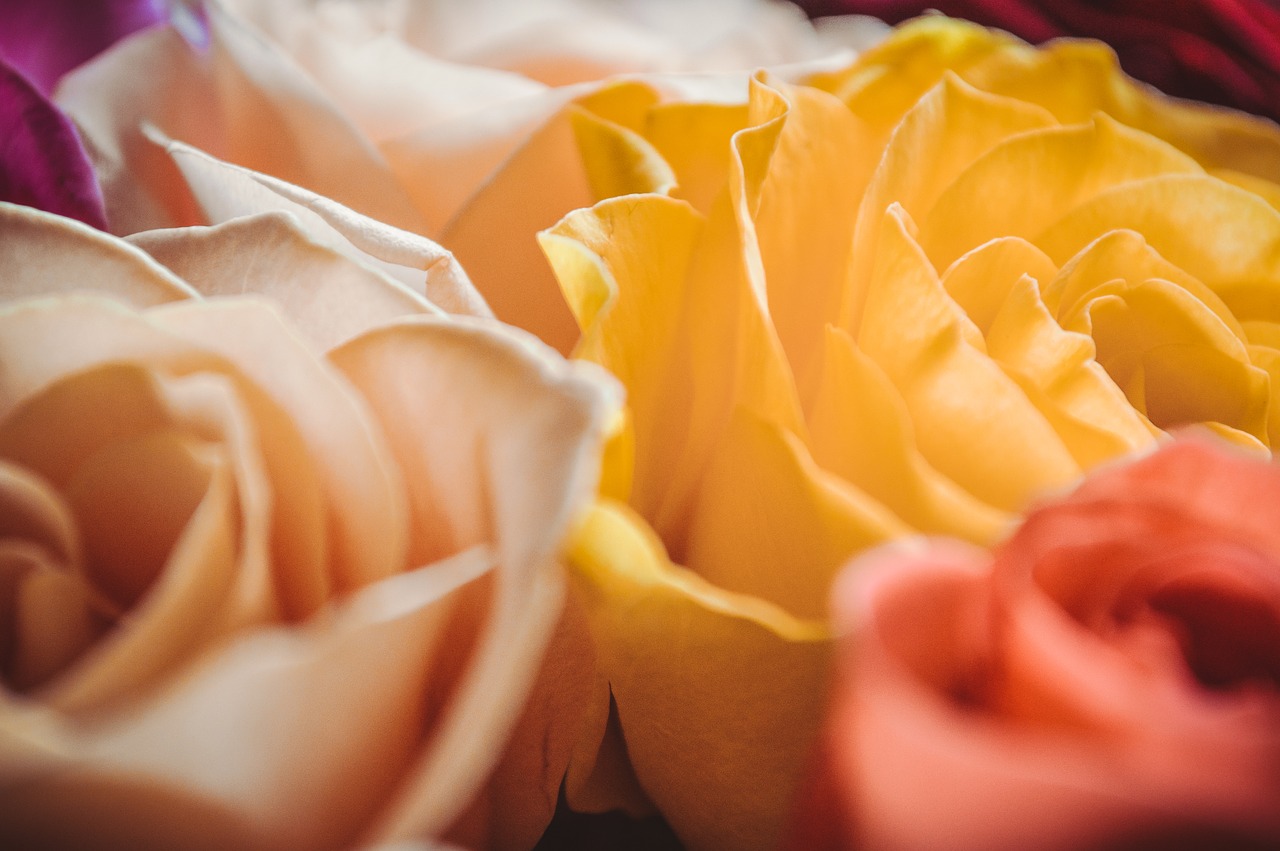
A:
[
  {"left": 0, "top": 0, "right": 165, "bottom": 94},
  {"left": 798, "top": 0, "right": 1280, "bottom": 124},
  {"left": 0, "top": 57, "right": 108, "bottom": 229}
]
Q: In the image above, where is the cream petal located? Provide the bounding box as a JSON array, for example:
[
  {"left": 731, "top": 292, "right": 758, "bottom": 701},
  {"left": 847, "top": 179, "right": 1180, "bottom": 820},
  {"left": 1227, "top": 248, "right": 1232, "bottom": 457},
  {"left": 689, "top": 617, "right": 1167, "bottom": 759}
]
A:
[
  {"left": 150, "top": 133, "right": 490, "bottom": 319},
  {"left": 151, "top": 299, "right": 410, "bottom": 597},
  {"left": 0, "top": 202, "right": 197, "bottom": 308},
  {"left": 329, "top": 316, "right": 618, "bottom": 841},
  {"left": 0, "top": 548, "right": 493, "bottom": 850},
  {"left": 128, "top": 212, "right": 439, "bottom": 352},
  {"left": 55, "top": 0, "right": 424, "bottom": 235}
]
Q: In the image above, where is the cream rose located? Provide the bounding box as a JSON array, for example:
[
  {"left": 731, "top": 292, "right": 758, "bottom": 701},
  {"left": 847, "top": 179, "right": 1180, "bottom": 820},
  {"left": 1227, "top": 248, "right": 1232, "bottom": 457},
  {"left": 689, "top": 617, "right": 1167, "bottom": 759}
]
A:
[
  {"left": 55, "top": 0, "right": 882, "bottom": 353},
  {"left": 0, "top": 196, "right": 618, "bottom": 849}
]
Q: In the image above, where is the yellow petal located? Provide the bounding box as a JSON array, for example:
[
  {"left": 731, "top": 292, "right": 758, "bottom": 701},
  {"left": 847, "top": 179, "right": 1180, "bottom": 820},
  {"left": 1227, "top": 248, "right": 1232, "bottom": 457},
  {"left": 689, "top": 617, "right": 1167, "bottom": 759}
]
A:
[
  {"left": 857, "top": 206, "right": 1079, "bottom": 509},
  {"left": 964, "top": 37, "right": 1280, "bottom": 185},
  {"left": 845, "top": 75, "right": 1056, "bottom": 331},
  {"left": 684, "top": 407, "right": 905, "bottom": 619},
  {"left": 941, "top": 236, "right": 1059, "bottom": 334},
  {"left": 540, "top": 195, "right": 703, "bottom": 524},
  {"left": 739, "top": 73, "right": 877, "bottom": 404},
  {"left": 809, "top": 327, "right": 1009, "bottom": 543},
  {"left": 918, "top": 114, "right": 1202, "bottom": 272},
  {"left": 643, "top": 101, "right": 748, "bottom": 215},
  {"left": 985, "top": 275, "right": 1158, "bottom": 466},
  {"left": 566, "top": 499, "right": 829, "bottom": 851},
  {"left": 1035, "top": 175, "right": 1280, "bottom": 322}
]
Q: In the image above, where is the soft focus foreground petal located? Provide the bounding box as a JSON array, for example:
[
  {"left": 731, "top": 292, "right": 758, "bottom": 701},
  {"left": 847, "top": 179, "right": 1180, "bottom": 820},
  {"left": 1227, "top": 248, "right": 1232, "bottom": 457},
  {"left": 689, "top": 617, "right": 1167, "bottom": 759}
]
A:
[
  {"left": 129, "top": 213, "right": 439, "bottom": 352},
  {"left": 0, "top": 0, "right": 163, "bottom": 94},
  {"left": 56, "top": 0, "right": 424, "bottom": 235},
  {"left": 0, "top": 60, "right": 107, "bottom": 229},
  {"left": 0, "top": 202, "right": 194, "bottom": 307},
  {"left": 330, "top": 317, "right": 618, "bottom": 843},
  {"left": 566, "top": 500, "right": 830, "bottom": 851},
  {"left": 0, "top": 548, "right": 493, "bottom": 850},
  {"left": 153, "top": 135, "right": 490, "bottom": 319},
  {"left": 684, "top": 408, "right": 906, "bottom": 619}
]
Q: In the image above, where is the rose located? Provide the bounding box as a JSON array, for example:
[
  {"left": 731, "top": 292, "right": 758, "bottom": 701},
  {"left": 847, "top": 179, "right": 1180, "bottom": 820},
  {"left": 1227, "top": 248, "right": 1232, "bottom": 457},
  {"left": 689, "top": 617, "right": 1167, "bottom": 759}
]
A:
[
  {"left": 53, "top": 0, "right": 873, "bottom": 354},
  {"left": 0, "top": 197, "right": 618, "bottom": 849},
  {"left": 795, "top": 0, "right": 1280, "bottom": 124},
  {"left": 792, "top": 439, "right": 1280, "bottom": 850},
  {"left": 538, "top": 14, "right": 1280, "bottom": 850}
]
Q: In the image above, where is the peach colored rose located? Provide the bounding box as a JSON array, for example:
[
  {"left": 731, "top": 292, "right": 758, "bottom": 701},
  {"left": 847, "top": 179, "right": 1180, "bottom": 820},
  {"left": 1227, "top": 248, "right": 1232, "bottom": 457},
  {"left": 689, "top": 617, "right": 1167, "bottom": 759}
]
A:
[
  {"left": 0, "top": 198, "right": 619, "bottom": 850},
  {"left": 54, "top": 0, "right": 879, "bottom": 354},
  {"left": 796, "top": 439, "right": 1280, "bottom": 850}
]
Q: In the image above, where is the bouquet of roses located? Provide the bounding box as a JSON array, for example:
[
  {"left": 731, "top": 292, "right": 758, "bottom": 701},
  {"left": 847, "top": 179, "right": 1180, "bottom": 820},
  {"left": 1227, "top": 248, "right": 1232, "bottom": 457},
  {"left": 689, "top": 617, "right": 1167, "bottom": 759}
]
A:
[{"left": 2, "top": 1, "right": 1278, "bottom": 849}]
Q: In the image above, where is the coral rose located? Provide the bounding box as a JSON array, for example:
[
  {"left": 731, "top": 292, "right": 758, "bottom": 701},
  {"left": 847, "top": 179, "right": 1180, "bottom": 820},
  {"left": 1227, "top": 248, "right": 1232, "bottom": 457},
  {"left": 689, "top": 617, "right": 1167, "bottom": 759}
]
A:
[
  {"left": 794, "top": 439, "right": 1280, "bottom": 850},
  {"left": 0, "top": 198, "right": 619, "bottom": 850},
  {"left": 538, "top": 14, "right": 1280, "bottom": 851}
]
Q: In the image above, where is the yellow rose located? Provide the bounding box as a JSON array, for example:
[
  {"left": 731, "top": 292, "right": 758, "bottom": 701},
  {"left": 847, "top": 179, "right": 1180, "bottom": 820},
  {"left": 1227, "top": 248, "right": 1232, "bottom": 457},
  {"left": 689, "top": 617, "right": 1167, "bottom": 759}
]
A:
[
  {"left": 0, "top": 197, "right": 618, "bottom": 849},
  {"left": 55, "top": 0, "right": 880, "bottom": 354},
  {"left": 539, "top": 16, "right": 1280, "bottom": 850}
]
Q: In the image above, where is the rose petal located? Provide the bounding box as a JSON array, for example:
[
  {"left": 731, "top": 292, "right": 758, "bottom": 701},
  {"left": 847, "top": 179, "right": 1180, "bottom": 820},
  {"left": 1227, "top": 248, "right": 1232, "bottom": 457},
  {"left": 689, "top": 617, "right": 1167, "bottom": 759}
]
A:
[
  {"left": 0, "top": 60, "right": 107, "bottom": 229},
  {"left": 0, "top": 202, "right": 194, "bottom": 307},
  {"left": 128, "top": 212, "right": 440, "bottom": 352}
]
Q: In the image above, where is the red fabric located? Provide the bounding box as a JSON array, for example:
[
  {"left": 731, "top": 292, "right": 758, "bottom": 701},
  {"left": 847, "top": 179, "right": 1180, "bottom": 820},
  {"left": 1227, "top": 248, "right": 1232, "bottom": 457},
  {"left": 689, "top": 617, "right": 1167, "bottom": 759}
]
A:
[
  {"left": 791, "top": 440, "right": 1280, "bottom": 850},
  {"left": 798, "top": 0, "right": 1280, "bottom": 124}
]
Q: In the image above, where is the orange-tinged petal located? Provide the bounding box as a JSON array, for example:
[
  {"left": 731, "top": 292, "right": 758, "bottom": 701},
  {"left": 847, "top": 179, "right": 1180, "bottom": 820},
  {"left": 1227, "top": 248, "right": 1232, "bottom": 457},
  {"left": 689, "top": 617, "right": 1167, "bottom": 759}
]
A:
[
  {"left": 809, "top": 327, "right": 1009, "bottom": 543},
  {"left": 566, "top": 499, "right": 829, "bottom": 851},
  {"left": 684, "top": 408, "right": 905, "bottom": 619}
]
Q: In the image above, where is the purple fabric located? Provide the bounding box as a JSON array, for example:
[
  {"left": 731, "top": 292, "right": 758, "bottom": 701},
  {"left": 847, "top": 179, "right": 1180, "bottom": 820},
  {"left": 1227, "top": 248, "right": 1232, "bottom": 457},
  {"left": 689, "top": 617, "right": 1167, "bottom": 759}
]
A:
[
  {"left": 0, "top": 57, "right": 108, "bottom": 229},
  {"left": 0, "top": 0, "right": 165, "bottom": 94}
]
